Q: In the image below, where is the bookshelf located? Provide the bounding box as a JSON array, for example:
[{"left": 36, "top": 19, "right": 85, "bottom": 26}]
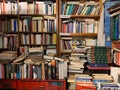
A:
[
  {"left": 58, "top": 0, "right": 102, "bottom": 56},
  {"left": 108, "top": 2, "right": 120, "bottom": 66},
  {"left": 58, "top": 0, "right": 103, "bottom": 89},
  {"left": 0, "top": 0, "right": 58, "bottom": 55},
  {"left": 0, "top": 0, "right": 67, "bottom": 89},
  {"left": 104, "top": 1, "right": 120, "bottom": 48}
]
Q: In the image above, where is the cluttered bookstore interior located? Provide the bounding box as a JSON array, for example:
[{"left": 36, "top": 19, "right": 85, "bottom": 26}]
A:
[{"left": 1, "top": 0, "right": 120, "bottom": 90}]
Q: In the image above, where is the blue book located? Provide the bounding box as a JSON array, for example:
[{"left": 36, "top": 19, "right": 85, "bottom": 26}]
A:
[{"left": 14, "top": 20, "right": 17, "bottom": 32}]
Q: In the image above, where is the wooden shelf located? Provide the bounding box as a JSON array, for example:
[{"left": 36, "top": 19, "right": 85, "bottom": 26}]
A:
[
  {"left": 60, "top": 33, "right": 97, "bottom": 37},
  {"left": 112, "top": 40, "right": 120, "bottom": 44},
  {"left": 70, "top": 33, "right": 97, "bottom": 37},
  {"left": 0, "top": 14, "right": 18, "bottom": 18},
  {"left": 60, "top": 15, "right": 100, "bottom": 19},
  {"left": 19, "top": 32, "right": 56, "bottom": 34}
]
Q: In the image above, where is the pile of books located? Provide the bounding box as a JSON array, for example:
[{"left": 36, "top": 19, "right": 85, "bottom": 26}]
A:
[
  {"left": 87, "top": 46, "right": 112, "bottom": 67},
  {"left": 0, "top": 51, "right": 17, "bottom": 63},
  {"left": 100, "top": 82, "right": 120, "bottom": 90},
  {"left": 75, "top": 74, "right": 96, "bottom": 90}
]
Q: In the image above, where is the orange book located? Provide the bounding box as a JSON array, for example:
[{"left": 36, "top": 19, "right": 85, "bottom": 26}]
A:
[{"left": 76, "top": 82, "right": 96, "bottom": 90}]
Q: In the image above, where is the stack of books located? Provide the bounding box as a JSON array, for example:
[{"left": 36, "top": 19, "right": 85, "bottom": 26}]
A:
[
  {"left": 68, "top": 52, "right": 87, "bottom": 74},
  {"left": 87, "top": 46, "right": 112, "bottom": 67},
  {"left": 100, "top": 82, "right": 120, "bottom": 90},
  {"left": 92, "top": 74, "right": 113, "bottom": 90},
  {"left": 75, "top": 74, "right": 96, "bottom": 90},
  {"left": 0, "top": 51, "right": 17, "bottom": 63}
]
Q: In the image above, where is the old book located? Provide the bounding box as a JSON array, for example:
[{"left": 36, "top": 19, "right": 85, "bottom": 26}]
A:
[{"left": 13, "top": 54, "right": 26, "bottom": 63}]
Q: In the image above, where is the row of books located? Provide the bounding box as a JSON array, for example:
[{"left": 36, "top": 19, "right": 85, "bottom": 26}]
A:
[
  {"left": 0, "top": 46, "right": 67, "bottom": 80},
  {"left": 110, "top": 13, "right": 120, "bottom": 40},
  {"left": 20, "top": 33, "right": 56, "bottom": 45},
  {"left": 61, "top": 1, "right": 100, "bottom": 15},
  {"left": 0, "top": 1, "right": 56, "bottom": 15},
  {"left": 0, "top": 34, "right": 18, "bottom": 50},
  {"left": 87, "top": 46, "right": 112, "bottom": 67},
  {"left": 104, "top": 1, "right": 119, "bottom": 48},
  {"left": 0, "top": 19, "right": 18, "bottom": 33},
  {"left": 19, "top": 46, "right": 57, "bottom": 58},
  {"left": 0, "top": 60, "right": 67, "bottom": 80},
  {"left": 60, "top": 37, "right": 97, "bottom": 52},
  {"left": 62, "top": 19, "right": 98, "bottom": 33},
  {"left": 0, "top": 16, "right": 56, "bottom": 33}
]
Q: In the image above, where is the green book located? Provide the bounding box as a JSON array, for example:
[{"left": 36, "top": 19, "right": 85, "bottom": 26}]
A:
[
  {"left": 85, "top": 5, "right": 93, "bottom": 15},
  {"left": 66, "top": 4, "right": 71, "bottom": 15}
]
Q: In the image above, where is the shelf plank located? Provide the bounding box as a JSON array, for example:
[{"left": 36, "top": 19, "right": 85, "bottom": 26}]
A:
[
  {"left": 70, "top": 33, "right": 97, "bottom": 37},
  {"left": 60, "top": 33, "right": 97, "bottom": 37},
  {"left": 60, "top": 15, "right": 100, "bottom": 19}
]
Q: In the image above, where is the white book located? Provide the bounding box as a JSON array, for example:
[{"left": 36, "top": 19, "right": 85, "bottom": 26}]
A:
[
  {"left": 35, "top": 34, "right": 41, "bottom": 44},
  {"left": 11, "top": 3, "right": 14, "bottom": 14},
  {"left": 23, "top": 19, "right": 27, "bottom": 32},
  {"left": 19, "top": 2, "right": 28, "bottom": 14},
  {"left": 23, "top": 34, "right": 25, "bottom": 44},
  {"left": 94, "top": 21, "right": 98, "bottom": 33},
  {"left": 11, "top": 2, "right": 16, "bottom": 14},
  {"left": 87, "top": 23, "right": 94, "bottom": 33},
  {"left": 28, "top": 3, "right": 34, "bottom": 14},
  {"left": 1, "top": 2, "right": 4, "bottom": 14},
  {"left": 14, "top": 3, "right": 18, "bottom": 14},
  {"left": 19, "top": 20, "right": 22, "bottom": 32},
  {"left": 54, "top": 3, "right": 56, "bottom": 15},
  {"left": 38, "top": 20, "right": 43, "bottom": 32},
  {"left": 30, "top": 34, "right": 34, "bottom": 45},
  {"left": 46, "top": 49, "right": 56, "bottom": 55},
  {"left": 73, "top": 21, "right": 76, "bottom": 33},
  {"left": 80, "top": 4, "right": 88, "bottom": 15},
  {"left": 43, "top": 55, "right": 54, "bottom": 60},
  {"left": 33, "top": 66, "right": 37, "bottom": 79},
  {"left": 23, "top": 63, "right": 27, "bottom": 78},
  {"left": 94, "top": 5, "right": 100, "bottom": 15},
  {"left": 4, "top": 37, "right": 7, "bottom": 48},
  {"left": 29, "top": 46, "right": 43, "bottom": 53},
  {"left": 26, "top": 34, "right": 29, "bottom": 44},
  {"left": 6, "top": 2, "right": 11, "bottom": 14},
  {"left": 63, "top": 61, "right": 67, "bottom": 78},
  {"left": 35, "top": 1, "right": 44, "bottom": 14},
  {"left": 111, "top": 67, "right": 120, "bottom": 83},
  {"left": 43, "top": 20, "right": 48, "bottom": 32},
  {"left": 54, "top": 57, "right": 64, "bottom": 62}
]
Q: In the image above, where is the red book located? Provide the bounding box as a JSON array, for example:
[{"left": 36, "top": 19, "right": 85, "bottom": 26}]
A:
[{"left": 76, "top": 82, "right": 96, "bottom": 90}]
